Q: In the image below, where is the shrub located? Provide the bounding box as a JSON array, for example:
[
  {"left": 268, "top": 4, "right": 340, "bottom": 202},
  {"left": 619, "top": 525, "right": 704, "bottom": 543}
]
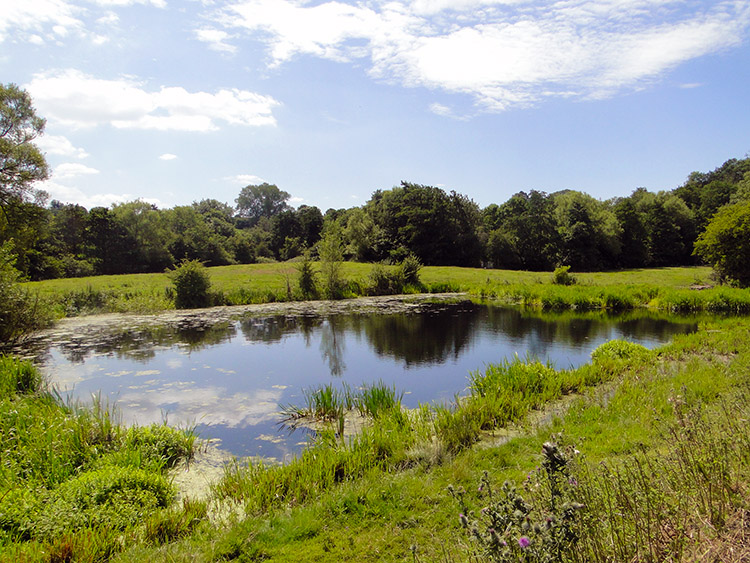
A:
[
  {"left": 694, "top": 200, "right": 750, "bottom": 287},
  {"left": 34, "top": 466, "right": 174, "bottom": 539},
  {"left": 167, "top": 259, "right": 212, "bottom": 309},
  {"left": 0, "top": 241, "right": 52, "bottom": 345},
  {"left": 397, "top": 254, "right": 422, "bottom": 288},
  {"left": 0, "top": 356, "right": 43, "bottom": 396},
  {"left": 552, "top": 266, "right": 576, "bottom": 286},
  {"left": 296, "top": 253, "right": 318, "bottom": 299}
]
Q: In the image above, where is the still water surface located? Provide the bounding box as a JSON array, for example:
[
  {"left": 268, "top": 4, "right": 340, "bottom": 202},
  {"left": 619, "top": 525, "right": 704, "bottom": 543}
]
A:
[{"left": 41, "top": 302, "right": 697, "bottom": 460}]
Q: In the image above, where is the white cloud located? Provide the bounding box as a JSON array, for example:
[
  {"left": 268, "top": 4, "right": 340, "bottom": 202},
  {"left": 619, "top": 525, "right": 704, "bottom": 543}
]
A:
[
  {"left": 214, "top": 0, "right": 750, "bottom": 111},
  {"left": 195, "top": 28, "right": 237, "bottom": 53},
  {"left": 39, "top": 180, "right": 152, "bottom": 208},
  {"left": 26, "top": 69, "right": 280, "bottom": 131},
  {"left": 225, "top": 174, "right": 266, "bottom": 185},
  {"left": 159, "top": 153, "right": 178, "bottom": 160},
  {"left": 53, "top": 162, "right": 100, "bottom": 179},
  {"left": 0, "top": 0, "right": 84, "bottom": 43},
  {"left": 87, "top": 0, "right": 167, "bottom": 8},
  {"left": 35, "top": 134, "right": 90, "bottom": 159}
]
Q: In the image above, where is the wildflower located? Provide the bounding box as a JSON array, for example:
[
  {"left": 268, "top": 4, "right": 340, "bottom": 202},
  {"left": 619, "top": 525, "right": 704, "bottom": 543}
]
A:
[
  {"left": 459, "top": 513, "right": 469, "bottom": 528},
  {"left": 518, "top": 536, "right": 530, "bottom": 548}
]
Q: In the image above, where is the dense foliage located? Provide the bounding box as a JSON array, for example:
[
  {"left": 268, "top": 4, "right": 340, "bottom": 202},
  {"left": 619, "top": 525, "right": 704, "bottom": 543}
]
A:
[
  {"left": 1, "top": 84, "right": 748, "bottom": 285},
  {"left": 694, "top": 200, "right": 750, "bottom": 287}
]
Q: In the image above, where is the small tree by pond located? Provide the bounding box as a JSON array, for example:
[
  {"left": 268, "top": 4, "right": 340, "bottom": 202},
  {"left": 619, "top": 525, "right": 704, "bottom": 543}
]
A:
[
  {"left": 167, "top": 259, "right": 212, "bottom": 309},
  {"left": 318, "top": 222, "right": 345, "bottom": 299},
  {"left": 694, "top": 200, "right": 750, "bottom": 287},
  {"left": 296, "top": 253, "right": 318, "bottom": 299},
  {"left": 0, "top": 241, "right": 51, "bottom": 344}
]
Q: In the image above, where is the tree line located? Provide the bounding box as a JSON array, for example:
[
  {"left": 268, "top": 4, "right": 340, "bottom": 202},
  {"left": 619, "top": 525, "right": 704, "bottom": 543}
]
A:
[{"left": 2, "top": 82, "right": 750, "bottom": 283}]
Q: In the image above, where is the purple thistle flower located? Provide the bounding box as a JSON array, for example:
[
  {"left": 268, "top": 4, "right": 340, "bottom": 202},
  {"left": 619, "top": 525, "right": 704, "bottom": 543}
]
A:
[{"left": 518, "top": 536, "right": 530, "bottom": 549}]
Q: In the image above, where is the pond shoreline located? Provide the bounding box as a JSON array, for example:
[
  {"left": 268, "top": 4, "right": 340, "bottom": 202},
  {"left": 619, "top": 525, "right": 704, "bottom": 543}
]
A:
[{"left": 14, "top": 292, "right": 469, "bottom": 361}]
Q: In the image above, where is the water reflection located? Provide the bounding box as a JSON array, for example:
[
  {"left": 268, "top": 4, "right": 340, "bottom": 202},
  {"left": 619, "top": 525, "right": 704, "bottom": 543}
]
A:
[{"left": 39, "top": 303, "right": 700, "bottom": 459}]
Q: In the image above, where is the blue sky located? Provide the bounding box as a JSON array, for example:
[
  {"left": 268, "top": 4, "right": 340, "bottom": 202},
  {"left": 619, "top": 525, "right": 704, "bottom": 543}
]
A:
[{"left": 2, "top": 0, "right": 749, "bottom": 211}]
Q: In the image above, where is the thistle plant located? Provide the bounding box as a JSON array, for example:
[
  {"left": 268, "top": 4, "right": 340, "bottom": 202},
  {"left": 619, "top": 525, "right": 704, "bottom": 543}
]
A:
[{"left": 450, "top": 439, "right": 583, "bottom": 562}]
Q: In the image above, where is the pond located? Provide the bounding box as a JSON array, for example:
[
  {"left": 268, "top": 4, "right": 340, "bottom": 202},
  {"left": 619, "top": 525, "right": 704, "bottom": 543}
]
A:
[{"left": 36, "top": 299, "right": 698, "bottom": 461}]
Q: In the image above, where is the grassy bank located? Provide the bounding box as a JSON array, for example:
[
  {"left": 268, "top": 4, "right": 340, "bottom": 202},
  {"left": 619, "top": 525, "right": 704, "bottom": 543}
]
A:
[
  {"left": 0, "top": 357, "right": 198, "bottom": 561},
  {"left": 146, "top": 315, "right": 750, "bottom": 562},
  {"left": 22, "top": 263, "right": 726, "bottom": 317},
  {"left": 3, "top": 311, "right": 750, "bottom": 561}
]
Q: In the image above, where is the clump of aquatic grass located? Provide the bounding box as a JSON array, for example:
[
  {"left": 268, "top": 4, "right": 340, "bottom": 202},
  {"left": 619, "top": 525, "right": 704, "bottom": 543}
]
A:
[
  {"left": 281, "top": 383, "right": 353, "bottom": 422},
  {"left": 144, "top": 497, "right": 208, "bottom": 545},
  {"left": 354, "top": 381, "right": 403, "bottom": 419},
  {"left": 590, "top": 339, "right": 652, "bottom": 364},
  {"left": 214, "top": 415, "right": 414, "bottom": 512},
  {"left": 0, "top": 354, "right": 44, "bottom": 395}
]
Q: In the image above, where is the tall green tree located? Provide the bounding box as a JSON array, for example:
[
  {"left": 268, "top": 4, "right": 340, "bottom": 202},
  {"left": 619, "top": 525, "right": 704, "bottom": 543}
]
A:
[
  {"left": 235, "top": 183, "right": 290, "bottom": 227},
  {"left": 552, "top": 191, "right": 621, "bottom": 271},
  {"left": 0, "top": 84, "right": 48, "bottom": 211},
  {"left": 495, "top": 190, "right": 559, "bottom": 271},
  {"left": 365, "top": 182, "right": 482, "bottom": 266},
  {"left": 694, "top": 200, "right": 750, "bottom": 286},
  {"left": 111, "top": 200, "right": 174, "bottom": 272}
]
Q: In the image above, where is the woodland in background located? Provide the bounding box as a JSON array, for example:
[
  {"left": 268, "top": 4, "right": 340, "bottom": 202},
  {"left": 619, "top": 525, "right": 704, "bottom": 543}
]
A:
[{"left": 1, "top": 156, "right": 747, "bottom": 281}]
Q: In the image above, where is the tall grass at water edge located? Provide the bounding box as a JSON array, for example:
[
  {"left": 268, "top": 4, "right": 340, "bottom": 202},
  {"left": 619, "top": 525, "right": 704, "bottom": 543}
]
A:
[
  {"left": 217, "top": 345, "right": 644, "bottom": 513},
  {"left": 4, "top": 316, "right": 750, "bottom": 560},
  {"left": 0, "top": 356, "right": 199, "bottom": 560},
  {"left": 477, "top": 282, "right": 750, "bottom": 313}
]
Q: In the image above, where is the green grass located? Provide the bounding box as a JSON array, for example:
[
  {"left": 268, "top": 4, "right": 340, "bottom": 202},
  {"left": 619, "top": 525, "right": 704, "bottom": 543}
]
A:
[
  {"left": 8, "top": 265, "right": 750, "bottom": 561},
  {"left": 3, "top": 315, "right": 750, "bottom": 561},
  {"left": 23, "top": 263, "right": 722, "bottom": 317},
  {"left": 0, "top": 357, "right": 198, "bottom": 561}
]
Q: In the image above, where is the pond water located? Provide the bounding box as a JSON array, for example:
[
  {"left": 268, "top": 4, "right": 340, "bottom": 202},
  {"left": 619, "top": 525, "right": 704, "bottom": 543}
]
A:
[{"left": 39, "top": 301, "right": 698, "bottom": 461}]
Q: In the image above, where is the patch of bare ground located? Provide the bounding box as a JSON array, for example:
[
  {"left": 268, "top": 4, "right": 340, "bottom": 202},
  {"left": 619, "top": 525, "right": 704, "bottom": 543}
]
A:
[{"left": 689, "top": 509, "right": 750, "bottom": 562}]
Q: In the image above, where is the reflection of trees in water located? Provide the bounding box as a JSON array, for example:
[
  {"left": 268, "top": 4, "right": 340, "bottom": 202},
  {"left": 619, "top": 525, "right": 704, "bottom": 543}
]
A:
[
  {"left": 484, "top": 306, "right": 698, "bottom": 354},
  {"left": 56, "top": 321, "right": 238, "bottom": 363},
  {"left": 361, "top": 305, "right": 480, "bottom": 366},
  {"left": 238, "top": 315, "right": 322, "bottom": 345},
  {"left": 320, "top": 317, "right": 346, "bottom": 376},
  {"left": 49, "top": 304, "right": 700, "bottom": 368}
]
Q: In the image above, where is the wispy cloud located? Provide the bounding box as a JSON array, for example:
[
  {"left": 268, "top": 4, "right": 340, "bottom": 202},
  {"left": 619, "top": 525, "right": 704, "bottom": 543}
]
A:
[
  {"left": 195, "top": 28, "right": 237, "bottom": 53},
  {"left": 213, "top": 0, "right": 750, "bottom": 112},
  {"left": 159, "top": 153, "right": 178, "bottom": 160},
  {"left": 0, "top": 0, "right": 84, "bottom": 43},
  {"left": 26, "top": 69, "right": 281, "bottom": 131},
  {"left": 225, "top": 174, "right": 266, "bottom": 185},
  {"left": 53, "top": 162, "right": 100, "bottom": 180},
  {"left": 35, "top": 134, "right": 90, "bottom": 159}
]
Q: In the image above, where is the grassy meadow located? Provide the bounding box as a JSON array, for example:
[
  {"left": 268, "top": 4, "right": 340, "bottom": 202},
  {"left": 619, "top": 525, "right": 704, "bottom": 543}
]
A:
[
  {"left": 5, "top": 263, "right": 750, "bottom": 561},
  {"left": 23, "top": 262, "right": 738, "bottom": 318}
]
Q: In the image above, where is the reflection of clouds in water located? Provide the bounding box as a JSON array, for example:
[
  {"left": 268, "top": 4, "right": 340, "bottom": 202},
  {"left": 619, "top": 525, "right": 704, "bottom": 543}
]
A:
[
  {"left": 166, "top": 358, "right": 183, "bottom": 369},
  {"left": 116, "top": 385, "right": 283, "bottom": 429},
  {"left": 216, "top": 368, "right": 236, "bottom": 375},
  {"left": 106, "top": 370, "right": 133, "bottom": 378},
  {"left": 135, "top": 370, "right": 160, "bottom": 376},
  {"left": 46, "top": 361, "right": 105, "bottom": 389}
]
